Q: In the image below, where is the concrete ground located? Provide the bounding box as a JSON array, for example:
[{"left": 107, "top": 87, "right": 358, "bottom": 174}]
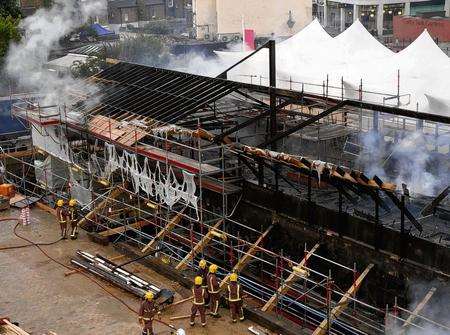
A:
[{"left": 0, "top": 208, "right": 258, "bottom": 335}]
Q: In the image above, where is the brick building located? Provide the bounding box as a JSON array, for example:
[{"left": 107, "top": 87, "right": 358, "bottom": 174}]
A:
[{"left": 19, "top": 0, "right": 45, "bottom": 16}]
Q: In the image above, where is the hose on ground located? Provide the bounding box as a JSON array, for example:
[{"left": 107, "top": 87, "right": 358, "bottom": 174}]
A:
[
  {"left": 1, "top": 217, "right": 176, "bottom": 330},
  {"left": 0, "top": 218, "right": 62, "bottom": 250}
]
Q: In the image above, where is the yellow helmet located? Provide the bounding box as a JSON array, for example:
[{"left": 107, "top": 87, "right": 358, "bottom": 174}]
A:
[
  {"left": 56, "top": 199, "right": 64, "bottom": 207},
  {"left": 145, "top": 291, "right": 154, "bottom": 300},
  {"left": 230, "top": 273, "right": 238, "bottom": 282},
  {"left": 209, "top": 264, "right": 218, "bottom": 273},
  {"left": 69, "top": 199, "right": 77, "bottom": 207},
  {"left": 199, "top": 259, "right": 207, "bottom": 269},
  {"left": 194, "top": 276, "right": 203, "bottom": 286}
]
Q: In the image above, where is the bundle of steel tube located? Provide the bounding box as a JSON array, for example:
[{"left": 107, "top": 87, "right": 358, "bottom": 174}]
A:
[{"left": 71, "top": 250, "right": 174, "bottom": 306}]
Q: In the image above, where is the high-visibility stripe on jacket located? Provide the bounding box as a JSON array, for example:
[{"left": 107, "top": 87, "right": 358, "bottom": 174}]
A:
[
  {"left": 228, "top": 282, "right": 242, "bottom": 302},
  {"left": 56, "top": 208, "right": 66, "bottom": 223},
  {"left": 207, "top": 273, "right": 220, "bottom": 294},
  {"left": 192, "top": 285, "right": 205, "bottom": 305}
]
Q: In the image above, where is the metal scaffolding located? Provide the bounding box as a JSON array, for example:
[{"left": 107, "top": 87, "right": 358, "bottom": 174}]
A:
[{"left": 1, "top": 61, "right": 449, "bottom": 335}]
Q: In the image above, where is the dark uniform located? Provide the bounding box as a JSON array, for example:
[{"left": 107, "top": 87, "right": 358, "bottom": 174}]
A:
[
  {"left": 207, "top": 272, "right": 220, "bottom": 316},
  {"left": 197, "top": 267, "right": 209, "bottom": 305},
  {"left": 56, "top": 206, "right": 68, "bottom": 239},
  {"left": 138, "top": 299, "right": 157, "bottom": 335},
  {"left": 190, "top": 284, "right": 207, "bottom": 326},
  {"left": 228, "top": 282, "right": 244, "bottom": 322},
  {"left": 68, "top": 206, "right": 79, "bottom": 239}
]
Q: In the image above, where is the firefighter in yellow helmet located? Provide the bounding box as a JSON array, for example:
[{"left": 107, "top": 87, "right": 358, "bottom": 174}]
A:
[
  {"left": 197, "top": 259, "right": 209, "bottom": 306},
  {"left": 207, "top": 264, "right": 220, "bottom": 317},
  {"left": 190, "top": 276, "right": 207, "bottom": 327},
  {"left": 68, "top": 199, "right": 79, "bottom": 240},
  {"left": 227, "top": 273, "right": 244, "bottom": 322},
  {"left": 56, "top": 199, "right": 68, "bottom": 239},
  {"left": 139, "top": 291, "right": 158, "bottom": 335}
]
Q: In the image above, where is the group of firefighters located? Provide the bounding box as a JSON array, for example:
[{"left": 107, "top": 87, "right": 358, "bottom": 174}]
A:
[
  {"left": 55, "top": 198, "right": 79, "bottom": 239},
  {"left": 55, "top": 198, "right": 245, "bottom": 333},
  {"left": 138, "top": 259, "right": 245, "bottom": 335}
]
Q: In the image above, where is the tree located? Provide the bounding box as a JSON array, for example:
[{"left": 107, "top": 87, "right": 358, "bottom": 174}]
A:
[
  {"left": 70, "top": 53, "right": 106, "bottom": 78},
  {"left": 42, "top": 0, "right": 54, "bottom": 8},
  {"left": 0, "top": 16, "right": 21, "bottom": 63},
  {"left": 107, "top": 35, "right": 170, "bottom": 67},
  {"left": 0, "top": 0, "right": 22, "bottom": 19}
]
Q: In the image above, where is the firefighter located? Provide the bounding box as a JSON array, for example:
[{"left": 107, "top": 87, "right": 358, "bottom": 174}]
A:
[
  {"left": 197, "top": 259, "right": 209, "bottom": 306},
  {"left": 68, "top": 199, "right": 79, "bottom": 239},
  {"left": 227, "top": 273, "right": 244, "bottom": 323},
  {"left": 56, "top": 199, "right": 68, "bottom": 239},
  {"left": 190, "top": 276, "right": 207, "bottom": 327},
  {"left": 207, "top": 264, "right": 220, "bottom": 317},
  {"left": 138, "top": 291, "right": 158, "bottom": 335}
]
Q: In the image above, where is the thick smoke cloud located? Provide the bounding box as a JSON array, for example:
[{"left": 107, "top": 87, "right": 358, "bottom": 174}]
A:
[
  {"left": 358, "top": 130, "right": 450, "bottom": 196},
  {"left": 6, "top": 0, "right": 106, "bottom": 107}
]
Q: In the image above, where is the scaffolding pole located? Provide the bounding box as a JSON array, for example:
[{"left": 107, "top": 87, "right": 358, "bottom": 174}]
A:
[
  {"left": 261, "top": 243, "right": 320, "bottom": 312},
  {"left": 312, "top": 263, "right": 374, "bottom": 335},
  {"left": 175, "top": 219, "right": 223, "bottom": 271}
]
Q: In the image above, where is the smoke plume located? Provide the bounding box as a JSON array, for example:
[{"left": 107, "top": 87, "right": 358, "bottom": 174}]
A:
[
  {"left": 386, "top": 280, "right": 450, "bottom": 335},
  {"left": 6, "top": 0, "right": 106, "bottom": 107},
  {"left": 358, "top": 129, "right": 450, "bottom": 197}
]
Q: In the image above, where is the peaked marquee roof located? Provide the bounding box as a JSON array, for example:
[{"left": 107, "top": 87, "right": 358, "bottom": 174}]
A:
[{"left": 216, "top": 19, "right": 450, "bottom": 116}]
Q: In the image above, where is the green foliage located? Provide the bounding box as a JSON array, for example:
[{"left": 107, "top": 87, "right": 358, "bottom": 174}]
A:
[
  {"left": 144, "top": 21, "right": 171, "bottom": 35},
  {"left": 107, "top": 35, "right": 169, "bottom": 67},
  {"left": 0, "top": 0, "right": 22, "bottom": 19},
  {"left": 70, "top": 53, "right": 106, "bottom": 78},
  {"left": 42, "top": 0, "right": 54, "bottom": 8},
  {"left": 0, "top": 16, "right": 20, "bottom": 63}
]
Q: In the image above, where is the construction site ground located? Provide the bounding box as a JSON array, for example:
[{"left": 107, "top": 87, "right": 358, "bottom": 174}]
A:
[{"left": 0, "top": 208, "right": 255, "bottom": 335}]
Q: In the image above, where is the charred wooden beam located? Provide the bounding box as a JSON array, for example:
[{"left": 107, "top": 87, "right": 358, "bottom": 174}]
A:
[
  {"left": 373, "top": 175, "right": 422, "bottom": 233},
  {"left": 421, "top": 186, "right": 450, "bottom": 217}
]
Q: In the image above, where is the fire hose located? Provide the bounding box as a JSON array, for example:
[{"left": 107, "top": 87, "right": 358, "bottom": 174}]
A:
[{"left": 0, "top": 218, "right": 178, "bottom": 331}]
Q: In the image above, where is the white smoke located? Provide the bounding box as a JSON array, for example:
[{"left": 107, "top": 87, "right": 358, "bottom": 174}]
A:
[
  {"left": 6, "top": 0, "right": 106, "bottom": 107},
  {"left": 164, "top": 52, "right": 232, "bottom": 77},
  {"left": 358, "top": 130, "right": 449, "bottom": 197},
  {"left": 386, "top": 280, "right": 450, "bottom": 335},
  {"left": 161, "top": 41, "right": 243, "bottom": 76}
]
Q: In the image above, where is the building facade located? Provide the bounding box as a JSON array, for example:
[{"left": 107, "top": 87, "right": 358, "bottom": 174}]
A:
[
  {"left": 19, "top": 0, "right": 45, "bottom": 16},
  {"left": 193, "top": 0, "right": 312, "bottom": 40},
  {"left": 108, "top": 0, "right": 190, "bottom": 28},
  {"left": 316, "top": 0, "right": 450, "bottom": 36}
]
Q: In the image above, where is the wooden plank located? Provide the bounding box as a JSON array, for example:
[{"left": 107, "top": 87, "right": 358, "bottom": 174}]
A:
[
  {"left": 261, "top": 243, "right": 320, "bottom": 312},
  {"left": 400, "top": 287, "right": 436, "bottom": 333},
  {"left": 99, "top": 220, "right": 150, "bottom": 237},
  {"left": 117, "top": 128, "right": 147, "bottom": 146},
  {"left": 141, "top": 209, "right": 185, "bottom": 253},
  {"left": 220, "top": 225, "right": 274, "bottom": 288},
  {"left": 312, "top": 264, "right": 374, "bottom": 335},
  {"left": 1, "top": 319, "right": 30, "bottom": 335},
  {"left": 78, "top": 187, "right": 123, "bottom": 229},
  {"left": 0, "top": 149, "right": 34, "bottom": 160},
  {"left": 175, "top": 219, "right": 223, "bottom": 271},
  {"left": 35, "top": 201, "right": 57, "bottom": 216}
]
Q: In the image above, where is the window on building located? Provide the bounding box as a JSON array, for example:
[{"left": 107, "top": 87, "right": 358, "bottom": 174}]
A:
[{"left": 124, "top": 13, "right": 129, "bottom": 22}]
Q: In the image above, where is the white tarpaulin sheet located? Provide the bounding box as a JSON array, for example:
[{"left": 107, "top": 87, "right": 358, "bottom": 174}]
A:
[{"left": 215, "top": 19, "right": 450, "bottom": 116}]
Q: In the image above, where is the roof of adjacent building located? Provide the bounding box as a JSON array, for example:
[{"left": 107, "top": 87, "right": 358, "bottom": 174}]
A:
[{"left": 108, "top": 0, "right": 165, "bottom": 8}]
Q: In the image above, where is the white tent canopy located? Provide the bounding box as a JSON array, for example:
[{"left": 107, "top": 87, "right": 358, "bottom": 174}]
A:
[{"left": 215, "top": 19, "right": 450, "bottom": 116}]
